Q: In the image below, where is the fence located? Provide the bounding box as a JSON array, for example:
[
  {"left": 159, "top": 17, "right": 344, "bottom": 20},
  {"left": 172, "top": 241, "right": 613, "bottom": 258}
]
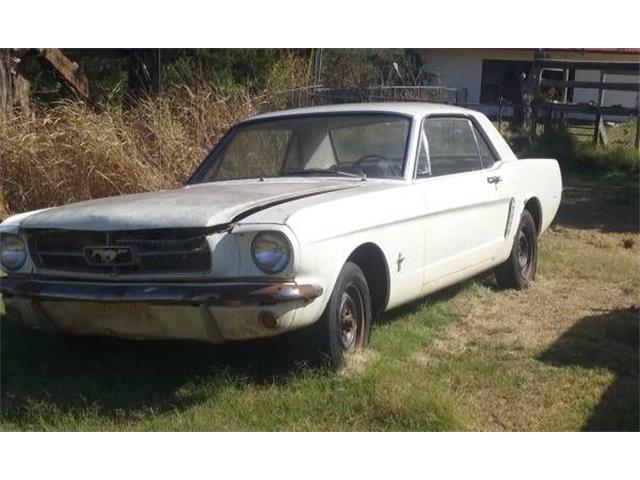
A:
[
  {"left": 267, "top": 85, "right": 466, "bottom": 110},
  {"left": 266, "top": 80, "right": 639, "bottom": 149}
]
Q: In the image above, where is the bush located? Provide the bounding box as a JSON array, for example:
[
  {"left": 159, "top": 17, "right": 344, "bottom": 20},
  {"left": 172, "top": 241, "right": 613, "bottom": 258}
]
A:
[
  {"left": 163, "top": 49, "right": 283, "bottom": 92},
  {"left": 515, "top": 128, "right": 639, "bottom": 177}
]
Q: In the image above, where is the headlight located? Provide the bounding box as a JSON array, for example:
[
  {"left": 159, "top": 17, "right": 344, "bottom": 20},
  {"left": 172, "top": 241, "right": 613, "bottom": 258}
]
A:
[
  {"left": 251, "top": 232, "right": 291, "bottom": 274},
  {"left": 0, "top": 233, "right": 27, "bottom": 271}
]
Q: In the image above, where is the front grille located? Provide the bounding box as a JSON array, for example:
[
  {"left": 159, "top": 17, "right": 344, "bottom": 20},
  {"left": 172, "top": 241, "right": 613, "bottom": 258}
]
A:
[{"left": 26, "top": 228, "right": 212, "bottom": 275}]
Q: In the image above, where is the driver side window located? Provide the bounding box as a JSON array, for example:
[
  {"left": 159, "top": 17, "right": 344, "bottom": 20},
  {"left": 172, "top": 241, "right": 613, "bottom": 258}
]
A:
[
  {"left": 425, "top": 118, "right": 482, "bottom": 177},
  {"left": 416, "top": 117, "right": 497, "bottom": 178}
]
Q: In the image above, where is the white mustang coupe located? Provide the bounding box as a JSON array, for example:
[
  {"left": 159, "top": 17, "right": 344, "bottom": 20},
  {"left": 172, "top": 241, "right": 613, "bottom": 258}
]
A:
[{"left": 0, "top": 103, "right": 562, "bottom": 366}]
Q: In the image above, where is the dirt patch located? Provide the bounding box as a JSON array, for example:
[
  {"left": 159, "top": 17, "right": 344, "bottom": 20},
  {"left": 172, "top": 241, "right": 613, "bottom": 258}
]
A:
[
  {"left": 449, "top": 276, "right": 638, "bottom": 353},
  {"left": 340, "top": 349, "right": 379, "bottom": 377}
]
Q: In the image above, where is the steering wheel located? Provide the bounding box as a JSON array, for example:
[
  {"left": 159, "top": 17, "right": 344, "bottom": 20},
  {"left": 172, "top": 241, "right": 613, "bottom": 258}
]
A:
[
  {"left": 353, "top": 154, "right": 389, "bottom": 169},
  {"left": 353, "top": 154, "right": 402, "bottom": 178}
]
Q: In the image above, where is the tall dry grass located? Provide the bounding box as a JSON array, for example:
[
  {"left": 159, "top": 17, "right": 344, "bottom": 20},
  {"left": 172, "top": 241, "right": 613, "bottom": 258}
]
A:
[{"left": 0, "top": 85, "right": 268, "bottom": 218}]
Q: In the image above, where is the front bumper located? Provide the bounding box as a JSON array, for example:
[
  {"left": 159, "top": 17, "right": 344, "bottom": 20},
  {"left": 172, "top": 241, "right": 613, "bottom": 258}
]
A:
[
  {"left": 1, "top": 275, "right": 324, "bottom": 343},
  {"left": 0, "top": 275, "right": 323, "bottom": 305}
]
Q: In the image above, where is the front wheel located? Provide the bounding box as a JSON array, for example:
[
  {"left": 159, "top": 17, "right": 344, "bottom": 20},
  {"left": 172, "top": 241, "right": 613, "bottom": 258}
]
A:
[
  {"left": 495, "top": 209, "right": 538, "bottom": 290},
  {"left": 303, "top": 261, "right": 372, "bottom": 368}
]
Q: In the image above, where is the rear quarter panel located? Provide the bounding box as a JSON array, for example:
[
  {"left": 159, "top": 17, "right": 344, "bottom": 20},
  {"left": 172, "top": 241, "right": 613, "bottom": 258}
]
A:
[{"left": 502, "top": 157, "right": 563, "bottom": 236}]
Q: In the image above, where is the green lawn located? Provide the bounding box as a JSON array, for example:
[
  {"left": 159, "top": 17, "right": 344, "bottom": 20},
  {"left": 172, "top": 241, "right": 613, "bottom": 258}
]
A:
[{"left": 1, "top": 175, "right": 638, "bottom": 431}]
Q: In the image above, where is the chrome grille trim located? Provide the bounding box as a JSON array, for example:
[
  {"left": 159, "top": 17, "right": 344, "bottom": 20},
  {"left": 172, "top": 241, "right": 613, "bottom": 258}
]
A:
[{"left": 26, "top": 228, "right": 212, "bottom": 275}]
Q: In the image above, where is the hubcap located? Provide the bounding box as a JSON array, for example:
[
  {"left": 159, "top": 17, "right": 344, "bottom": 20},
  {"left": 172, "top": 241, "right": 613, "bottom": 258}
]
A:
[
  {"left": 517, "top": 226, "right": 534, "bottom": 278},
  {"left": 339, "top": 284, "right": 364, "bottom": 351}
]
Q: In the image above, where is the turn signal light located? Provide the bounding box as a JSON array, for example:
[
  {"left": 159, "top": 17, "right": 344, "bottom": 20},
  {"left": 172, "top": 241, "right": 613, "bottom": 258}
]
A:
[{"left": 258, "top": 311, "right": 279, "bottom": 329}]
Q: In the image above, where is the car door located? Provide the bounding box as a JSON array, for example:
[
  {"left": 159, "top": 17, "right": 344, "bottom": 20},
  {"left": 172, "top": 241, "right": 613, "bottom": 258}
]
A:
[{"left": 415, "top": 115, "right": 511, "bottom": 289}]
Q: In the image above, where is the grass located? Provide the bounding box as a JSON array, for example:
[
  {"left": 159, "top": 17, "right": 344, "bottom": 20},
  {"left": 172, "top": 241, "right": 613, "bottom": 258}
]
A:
[
  {"left": 0, "top": 296, "right": 463, "bottom": 431},
  {"left": 499, "top": 123, "right": 640, "bottom": 177},
  {"left": 0, "top": 85, "right": 266, "bottom": 219},
  {"left": 1, "top": 174, "right": 638, "bottom": 431}
]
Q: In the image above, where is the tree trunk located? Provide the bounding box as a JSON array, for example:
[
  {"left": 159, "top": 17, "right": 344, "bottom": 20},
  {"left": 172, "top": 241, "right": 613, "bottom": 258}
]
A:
[
  {"left": 0, "top": 49, "right": 12, "bottom": 120},
  {"left": 0, "top": 48, "right": 31, "bottom": 120}
]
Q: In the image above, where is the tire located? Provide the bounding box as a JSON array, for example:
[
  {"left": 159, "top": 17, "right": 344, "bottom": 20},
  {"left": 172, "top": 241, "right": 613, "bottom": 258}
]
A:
[
  {"left": 495, "top": 209, "right": 538, "bottom": 290},
  {"left": 303, "top": 261, "right": 372, "bottom": 368}
]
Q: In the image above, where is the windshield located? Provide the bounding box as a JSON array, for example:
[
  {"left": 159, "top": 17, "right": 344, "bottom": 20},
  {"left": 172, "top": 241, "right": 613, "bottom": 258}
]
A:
[{"left": 190, "top": 114, "right": 411, "bottom": 183}]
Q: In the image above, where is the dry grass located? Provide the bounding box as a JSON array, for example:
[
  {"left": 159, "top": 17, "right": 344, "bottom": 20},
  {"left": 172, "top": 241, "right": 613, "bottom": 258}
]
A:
[
  {"left": 0, "top": 85, "right": 264, "bottom": 217},
  {"left": 339, "top": 349, "right": 380, "bottom": 377},
  {"left": 450, "top": 277, "right": 637, "bottom": 352}
]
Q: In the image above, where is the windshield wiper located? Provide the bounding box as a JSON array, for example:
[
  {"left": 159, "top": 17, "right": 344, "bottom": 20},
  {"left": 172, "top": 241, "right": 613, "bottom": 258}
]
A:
[{"left": 282, "top": 168, "right": 365, "bottom": 180}]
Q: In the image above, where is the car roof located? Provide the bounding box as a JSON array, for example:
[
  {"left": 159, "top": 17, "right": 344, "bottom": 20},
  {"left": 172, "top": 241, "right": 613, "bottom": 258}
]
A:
[{"left": 248, "top": 102, "right": 475, "bottom": 121}]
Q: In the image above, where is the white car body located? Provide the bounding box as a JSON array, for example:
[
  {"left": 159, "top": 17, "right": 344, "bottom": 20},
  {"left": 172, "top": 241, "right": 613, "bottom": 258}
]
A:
[{"left": 0, "top": 103, "right": 562, "bottom": 343}]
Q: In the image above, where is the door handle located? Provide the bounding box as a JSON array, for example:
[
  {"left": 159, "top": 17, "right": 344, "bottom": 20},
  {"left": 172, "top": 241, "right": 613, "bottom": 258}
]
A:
[{"left": 487, "top": 175, "right": 502, "bottom": 184}]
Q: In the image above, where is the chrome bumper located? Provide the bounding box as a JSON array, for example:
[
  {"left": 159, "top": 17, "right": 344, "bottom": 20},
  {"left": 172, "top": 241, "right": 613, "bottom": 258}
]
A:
[{"left": 0, "top": 275, "right": 323, "bottom": 306}]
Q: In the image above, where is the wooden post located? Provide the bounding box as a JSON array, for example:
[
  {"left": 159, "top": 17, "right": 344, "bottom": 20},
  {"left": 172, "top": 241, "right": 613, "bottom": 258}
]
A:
[
  {"left": 40, "top": 48, "right": 94, "bottom": 104},
  {"left": 562, "top": 68, "right": 570, "bottom": 102},
  {"left": 519, "top": 64, "right": 540, "bottom": 135},
  {"left": 532, "top": 66, "right": 542, "bottom": 135},
  {"left": 592, "top": 113, "right": 601, "bottom": 145},
  {"left": 635, "top": 114, "right": 640, "bottom": 151},
  {"left": 560, "top": 68, "right": 569, "bottom": 128},
  {"left": 0, "top": 48, "right": 31, "bottom": 120},
  {"left": 0, "top": 49, "right": 11, "bottom": 120},
  {"left": 593, "top": 71, "right": 606, "bottom": 145},
  {"left": 545, "top": 104, "right": 552, "bottom": 134}
]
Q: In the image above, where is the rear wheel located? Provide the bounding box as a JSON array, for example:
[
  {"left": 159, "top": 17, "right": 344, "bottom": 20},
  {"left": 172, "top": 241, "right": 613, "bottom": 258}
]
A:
[
  {"left": 495, "top": 209, "right": 538, "bottom": 290},
  {"left": 303, "top": 262, "right": 372, "bottom": 368}
]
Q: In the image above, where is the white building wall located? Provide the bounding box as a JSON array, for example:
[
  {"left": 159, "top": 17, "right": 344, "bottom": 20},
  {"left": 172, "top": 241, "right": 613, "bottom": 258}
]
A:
[{"left": 421, "top": 49, "right": 533, "bottom": 105}]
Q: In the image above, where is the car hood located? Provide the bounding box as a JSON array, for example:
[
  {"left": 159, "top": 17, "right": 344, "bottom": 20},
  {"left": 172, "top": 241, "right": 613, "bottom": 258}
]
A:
[{"left": 19, "top": 179, "right": 362, "bottom": 231}]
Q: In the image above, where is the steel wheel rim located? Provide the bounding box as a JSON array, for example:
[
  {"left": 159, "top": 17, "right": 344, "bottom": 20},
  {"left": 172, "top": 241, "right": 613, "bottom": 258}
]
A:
[
  {"left": 338, "top": 283, "right": 364, "bottom": 352},
  {"left": 517, "top": 225, "right": 534, "bottom": 278}
]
